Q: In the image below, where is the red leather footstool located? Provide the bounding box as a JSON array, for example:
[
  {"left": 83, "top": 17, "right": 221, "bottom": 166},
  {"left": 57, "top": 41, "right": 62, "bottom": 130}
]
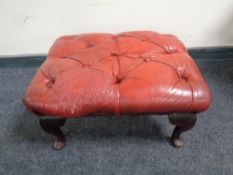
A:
[{"left": 23, "top": 31, "right": 211, "bottom": 150}]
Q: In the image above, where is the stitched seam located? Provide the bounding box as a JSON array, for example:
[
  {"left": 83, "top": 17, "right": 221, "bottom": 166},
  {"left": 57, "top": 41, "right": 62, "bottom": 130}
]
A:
[
  {"left": 185, "top": 81, "right": 194, "bottom": 110},
  {"left": 114, "top": 37, "right": 121, "bottom": 116},
  {"left": 123, "top": 54, "right": 181, "bottom": 79},
  {"left": 118, "top": 34, "right": 169, "bottom": 53},
  {"left": 149, "top": 59, "right": 181, "bottom": 78},
  {"left": 182, "top": 66, "right": 194, "bottom": 110}
]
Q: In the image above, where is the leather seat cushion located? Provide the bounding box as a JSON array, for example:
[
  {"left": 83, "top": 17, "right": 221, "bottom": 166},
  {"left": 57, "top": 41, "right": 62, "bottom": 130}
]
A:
[{"left": 23, "top": 31, "right": 211, "bottom": 118}]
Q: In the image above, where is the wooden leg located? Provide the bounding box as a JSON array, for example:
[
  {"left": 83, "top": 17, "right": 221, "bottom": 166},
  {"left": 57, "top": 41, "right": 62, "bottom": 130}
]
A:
[
  {"left": 39, "top": 117, "right": 66, "bottom": 150},
  {"left": 168, "top": 113, "right": 197, "bottom": 148}
]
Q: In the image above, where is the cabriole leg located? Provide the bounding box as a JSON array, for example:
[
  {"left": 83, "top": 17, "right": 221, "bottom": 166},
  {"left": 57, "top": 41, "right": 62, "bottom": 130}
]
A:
[
  {"left": 39, "top": 117, "right": 66, "bottom": 150},
  {"left": 168, "top": 113, "right": 197, "bottom": 148}
]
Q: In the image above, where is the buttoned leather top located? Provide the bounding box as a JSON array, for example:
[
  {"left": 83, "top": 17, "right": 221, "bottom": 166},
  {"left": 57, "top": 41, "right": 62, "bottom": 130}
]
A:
[{"left": 23, "top": 31, "right": 211, "bottom": 117}]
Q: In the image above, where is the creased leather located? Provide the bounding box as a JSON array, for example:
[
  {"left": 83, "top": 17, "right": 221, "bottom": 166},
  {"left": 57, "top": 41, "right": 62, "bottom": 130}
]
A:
[{"left": 23, "top": 31, "right": 211, "bottom": 118}]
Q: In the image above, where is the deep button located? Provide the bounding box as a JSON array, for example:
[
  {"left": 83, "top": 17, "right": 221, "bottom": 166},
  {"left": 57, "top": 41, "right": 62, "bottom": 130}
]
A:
[
  {"left": 115, "top": 75, "right": 123, "bottom": 84},
  {"left": 141, "top": 38, "right": 147, "bottom": 41},
  {"left": 181, "top": 76, "right": 188, "bottom": 81},
  {"left": 50, "top": 77, "right": 56, "bottom": 84},
  {"left": 44, "top": 77, "right": 55, "bottom": 88},
  {"left": 86, "top": 43, "right": 94, "bottom": 48},
  {"left": 143, "top": 57, "right": 151, "bottom": 62},
  {"left": 165, "top": 48, "right": 172, "bottom": 54},
  {"left": 111, "top": 52, "right": 121, "bottom": 57}
]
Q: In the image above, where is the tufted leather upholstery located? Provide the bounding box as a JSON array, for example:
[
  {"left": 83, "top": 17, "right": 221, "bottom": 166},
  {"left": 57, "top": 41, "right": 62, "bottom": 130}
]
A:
[{"left": 23, "top": 31, "right": 211, "bottom": 118}]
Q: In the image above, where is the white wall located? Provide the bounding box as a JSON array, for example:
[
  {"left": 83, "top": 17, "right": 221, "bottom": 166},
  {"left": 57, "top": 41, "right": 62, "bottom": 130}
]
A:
[{"left": 0, "top": 0, "right": 233, "bottom": 56}]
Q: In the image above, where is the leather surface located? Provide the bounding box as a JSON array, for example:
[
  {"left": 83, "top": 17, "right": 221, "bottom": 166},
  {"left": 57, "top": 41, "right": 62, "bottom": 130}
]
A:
[{"left": 23, "top": 31, "right": 211, "bottom": 118}]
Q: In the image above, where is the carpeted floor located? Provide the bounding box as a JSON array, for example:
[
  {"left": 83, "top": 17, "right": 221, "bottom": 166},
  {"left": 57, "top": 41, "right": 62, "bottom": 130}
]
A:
[{"left": 0, "top": 57, "right": 233, "bottom": 175}]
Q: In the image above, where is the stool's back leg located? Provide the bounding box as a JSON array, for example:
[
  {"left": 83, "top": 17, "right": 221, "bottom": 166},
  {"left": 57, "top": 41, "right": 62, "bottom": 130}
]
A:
[{"left": 39, "top": 117, "right": 66, "bottom": 150}]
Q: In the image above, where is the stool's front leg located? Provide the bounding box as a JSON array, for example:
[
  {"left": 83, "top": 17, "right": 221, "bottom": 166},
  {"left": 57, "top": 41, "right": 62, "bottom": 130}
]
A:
[
  {"left": 168, "top": 113, "right": 197, "bottom": 148},
  {"left": 39, "top": 117, "right": 66, "bottom": 150}
]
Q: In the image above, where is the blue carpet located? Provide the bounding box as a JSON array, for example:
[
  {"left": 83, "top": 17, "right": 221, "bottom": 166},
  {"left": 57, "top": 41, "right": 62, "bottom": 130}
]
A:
[{"left": 0, "top": 58, "right": 233, "bottom": 175}]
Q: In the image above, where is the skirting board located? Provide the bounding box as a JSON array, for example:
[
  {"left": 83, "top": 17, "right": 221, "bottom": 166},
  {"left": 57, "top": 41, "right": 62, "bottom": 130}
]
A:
[
  {"left": 188, "top": 46, "right": 233, "bottom": 59},
  {"left": 0, "top": 47, "right": 233, "bottom": 68}
]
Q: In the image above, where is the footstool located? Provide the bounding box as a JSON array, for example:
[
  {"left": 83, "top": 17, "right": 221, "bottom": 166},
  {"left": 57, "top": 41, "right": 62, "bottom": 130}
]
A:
[{"left": 23, "top": 31, "right": 211, "bottom": 150}]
